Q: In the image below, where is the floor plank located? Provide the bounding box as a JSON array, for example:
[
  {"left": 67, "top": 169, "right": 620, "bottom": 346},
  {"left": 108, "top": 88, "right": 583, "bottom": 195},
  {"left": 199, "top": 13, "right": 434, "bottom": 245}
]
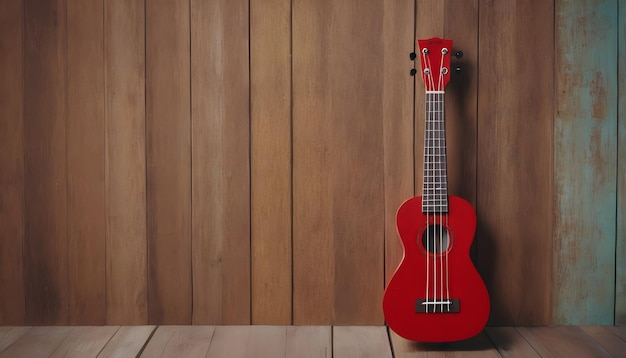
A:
[
  {"left": 607, "top": 325, "right": 626, "bottom": 341},
  {"left": 50, "top": 327, "right": 118, "bottom": 357},
  {"left": 485, "top": 327, "right": 540, "bottom": 357},
  {"left": 205, "top": 326, "right": 250, "bottom": 358},
  {"left": 0, "top": 327, "right": 30, "bottom": 352},
  {"left": 285, "top": 326, "right": 332, "bottom": 358},
  {"left": 98, "top": 326, "right": 155, "bottom": 358},
  {"left": 334, "top": 326, "right": 392, "bottom": 358},
  {"left": 518, "top": 326, "right": 612, "bottom": 357},
  {"left": 580, "top": 326, "right": 626, "bottom": 357},
  {"left": 390, "top": 330, "right": 500, "bottom": 357},
  {"left": 0, "top": 327, "right": 72, "bottom": 358},
  {"left": 140, "top": 326, "right": 215, "bottom": 357}
]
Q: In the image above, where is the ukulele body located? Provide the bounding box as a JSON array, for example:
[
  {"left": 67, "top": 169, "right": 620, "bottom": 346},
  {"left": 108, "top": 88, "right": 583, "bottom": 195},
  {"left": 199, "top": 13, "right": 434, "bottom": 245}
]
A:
[{"left": 383, "top": 195, "right": 490, "bottom": 342}]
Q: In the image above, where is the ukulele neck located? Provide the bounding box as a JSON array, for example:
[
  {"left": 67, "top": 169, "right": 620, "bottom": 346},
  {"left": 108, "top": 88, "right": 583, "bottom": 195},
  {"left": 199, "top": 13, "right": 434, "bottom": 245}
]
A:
[{"left": 422, "top": 91, "right": 449, "bottom": 214}]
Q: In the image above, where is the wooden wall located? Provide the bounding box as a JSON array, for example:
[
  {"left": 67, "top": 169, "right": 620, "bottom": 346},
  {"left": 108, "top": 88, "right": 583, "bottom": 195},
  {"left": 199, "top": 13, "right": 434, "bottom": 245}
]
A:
[{"left": 0, "top": 0, "right": 623, "bottom": 326}]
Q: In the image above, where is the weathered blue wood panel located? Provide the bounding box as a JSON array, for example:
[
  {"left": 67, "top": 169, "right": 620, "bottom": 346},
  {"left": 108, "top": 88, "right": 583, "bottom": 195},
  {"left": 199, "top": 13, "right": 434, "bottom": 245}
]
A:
[
  {"left": 616, "top": 0, "right": 626, "bottom": 325},
  {"left": 554, "top": 0, "right": 618, "bottom": 324}
]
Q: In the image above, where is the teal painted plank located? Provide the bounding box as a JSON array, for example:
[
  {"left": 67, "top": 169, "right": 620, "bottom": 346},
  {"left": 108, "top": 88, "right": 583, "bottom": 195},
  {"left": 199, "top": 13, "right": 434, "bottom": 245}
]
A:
[
  {"left": 554, "top": 0, "right": 618, "bottom": 324},
  {"left": 616, "top": 0, "right": 626, "bottom": 325}
]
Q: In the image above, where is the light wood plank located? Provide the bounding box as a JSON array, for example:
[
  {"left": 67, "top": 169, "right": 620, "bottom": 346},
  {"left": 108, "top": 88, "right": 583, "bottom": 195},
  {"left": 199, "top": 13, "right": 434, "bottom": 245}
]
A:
[
  {"left": 334, "top": 326, "right": 392, "bottom": 358},
  {"left": 0, "top": 327, "right": 72, "bottom": 358},
  {"left": 246, "top": 326, "right": 287, "bottom": 357},
  {"left": 607, "top": 326, "right": 626, "bottom": 341},
  {"left": 66, "top": 0, "right": 106, "bottom": 325},
  {"left": 250, "top": 0, "right": 292, "bottom": 325},
  {"left": 476, "top": 0, "right": 554, "bottom": 325},
  {"left": 0, "top": 0, "right": 25, "bottom": 325},
  {"left": 140, "top": 326, "right": 215, "bottom": 357},
  {"left": 616, "top": 0, "right": 626, "bottom": 325},
  {"left": 518, "top": 326, "right": 611, "bottom": 357},
  {"left": 485, "top": 327, "right": 540, "bottom": 357},
  {"left": 190, "top": 0, "right": 251, "bottom": 325},
  {"left": 0, "top": 327, "right": 31, "bottom": 353},
  {"left": 580, "top": 326, "right": 626, "bottom": 357},
  {"left": 97, "top": 326, "right": 155, "bottom": 358},
  {"left": 382, "top": 0, "right": 415, "bottom": 284},
  {"left": 50, "top": 327, "right": 118, "bottom": 357},
  {"left": 146, "top": 0, "right": 192, "bottom": 324},
  {"left": 293, "top": 0, "right": 386, "bottom": 325},
  {"left": 23, "top": 0, "right": 69, "bottom": 325},
  {"left": 390, "top": 330, "right": 500, "bottom": 357},
  {"left": 553, "top": 0, "right": 618, "bottom": 325},
  {"left": 285, "top": 326, "right": 332, "bottom": 358},
  {"left": 104, "top": 0, "right": 148, "bottom": 325},
  {"left": 205, "top": 326, "right": 250, "bottom": 358}
]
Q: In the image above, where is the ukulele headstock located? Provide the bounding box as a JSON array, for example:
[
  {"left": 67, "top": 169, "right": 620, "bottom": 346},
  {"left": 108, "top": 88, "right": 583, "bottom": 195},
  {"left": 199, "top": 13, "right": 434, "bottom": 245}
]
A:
[{"left": 416, "top": 38, "right": 453, "bottom": 92}]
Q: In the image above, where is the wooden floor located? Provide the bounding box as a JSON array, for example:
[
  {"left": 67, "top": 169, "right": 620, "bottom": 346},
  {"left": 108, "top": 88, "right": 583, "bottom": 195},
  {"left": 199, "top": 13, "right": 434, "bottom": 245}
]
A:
[{"left": 0, "top": 325, "right": 624, "bottom": 357}]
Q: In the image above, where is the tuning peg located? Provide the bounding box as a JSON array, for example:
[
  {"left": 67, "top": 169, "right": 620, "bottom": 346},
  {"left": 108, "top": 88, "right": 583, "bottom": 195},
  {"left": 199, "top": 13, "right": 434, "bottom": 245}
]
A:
[
  {"left": 410, "top": 68, "right": 417, "bottom": 76},
  {"left": 454, "top": 50, "right": 463, "bottom": 59},
  {"left": 410, "top": 52, "right": 417, "bottom": 60}
]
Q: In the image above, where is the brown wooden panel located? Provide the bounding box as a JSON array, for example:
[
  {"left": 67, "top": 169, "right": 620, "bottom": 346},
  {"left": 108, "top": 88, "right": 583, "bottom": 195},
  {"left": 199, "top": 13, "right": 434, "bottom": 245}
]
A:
[
  {"left": 476, "top": 0, "right": 554, "bottom": 325},
  {"left": 104, "top": 0, "right": 148, "bottom": 325},
  {"left": 382, "top": 0, "right": 416, "bottom": 284},
  {"left": 190, "top": 0, "right": 250, "bottom": 325},
  {"left": 0, "top": 0, "right": 25, "bottom": 325},
  {"left": 146, "top": 0, "right": 192, "bottom": 325},
  {"left": 250, "top": 0, "right": 292, "bottom": 325},
  {"left": 23, "top": 0, "right": 69, "bottom": 325},
  {"left": 293, "top": 0, "right": 386, "bottom": 325},
  {"left": 616, "top": 0, "right": 626, "bottom": 325},
  {"left": 66, "top": 0, "right": 106, "bottom": 325}
]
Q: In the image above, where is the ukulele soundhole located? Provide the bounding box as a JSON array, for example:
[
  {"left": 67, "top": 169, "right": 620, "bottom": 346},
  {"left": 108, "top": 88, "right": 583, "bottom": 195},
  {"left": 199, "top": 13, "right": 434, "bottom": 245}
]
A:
[{"left": 421, "top": 224, "right": 450, "bottom": 254}]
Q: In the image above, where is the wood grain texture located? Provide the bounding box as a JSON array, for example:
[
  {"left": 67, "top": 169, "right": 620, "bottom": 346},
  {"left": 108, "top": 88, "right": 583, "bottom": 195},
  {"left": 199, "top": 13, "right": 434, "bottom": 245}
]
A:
[
  {"left": 66, "top": 0, "right": 106, "bottom": 325},
  {"left": 146, "top": 0, "right": 192, "bottom": 324},
  {"left": 250, "top": 0, "right": 292, "bottom": 325},
  {"left": 0, "top": 327, "right": 72, "bottom": 358},
  {"left": 518, "top": 326, "right": 612, "bottom": 357},
  {"left": 0, "top": 327, "right": 30, "bottom": 353},
  {"left": 293, "top": 0, "right": 386, "bottom": 325},
  {"left": 580, "top": 326, "right": 626, "bottom": 356},
  {"left": 104, "top": 0, "right": 148, "bottom": 325},
  {"left": 23, "top": 0, "right": 69, "bottom": 325},
  {"left": 477, "top": 0, "right": 554, "bottom": 325},
  {"left": 190, "top": 0, "right": 251, "bottom": 325},
  {"left": 333, "top": 326, "right": 392, "bottom": 358},
  {"left": 0, "top": 0, "right": 25, "bottom": 325},
  {"left": 616, "top": 0, "right": 626, "bottom": 325},
  {"left": 97, "top": 326, "right": 155, "bottom": 358},
  {"left": 484, "top": 327, "right": 541, "bottom": 357},
  {"left": 140, "top": 326, "right": 215, "bottom": 357},
  {"left": 205, "top": 326, "right": 250, "bottom": 358},
  {"left": 382, "top": 0, "right": 415, "bottom": 284},
  {"left": 390, "top": 330, "right": 501, "bottom": 357},
  {"left": 50, "top": 326, "right": 118, "bottom": 357},
  {"left": 285, "top": 326, "right": 332, "bottom": 357},
  {"left": 553, "top": 0, "right": 618, "bottom": 325}
]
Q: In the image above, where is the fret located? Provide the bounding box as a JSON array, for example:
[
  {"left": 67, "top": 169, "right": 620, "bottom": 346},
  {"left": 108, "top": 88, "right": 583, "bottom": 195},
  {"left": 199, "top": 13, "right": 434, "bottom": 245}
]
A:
[{"left": 422, "top": 89, "right": 448, "bottom": 213}]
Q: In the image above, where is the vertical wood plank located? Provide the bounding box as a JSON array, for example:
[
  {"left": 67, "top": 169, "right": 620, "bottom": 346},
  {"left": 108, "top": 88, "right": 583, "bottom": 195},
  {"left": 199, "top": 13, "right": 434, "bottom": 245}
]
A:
[
  {"left": 66, "top": 0, "right": 105, "bottom": 325},
  {"left": 23, "top": 0, "right": 69, "bottom": 325},
  {"left": 292, "top": 0, "right": 335, "bottom": 324},
  {"left": 104, "top": 0, "right": 148, "bottom": 325},
  {"left": 553, "top": 0, "right": 617, "bottom": 324},
  {"left": 382, "top": 0, "right": 416, "bottom": 284},
  {"left": 250, "top": 0, "right": 292, "bottom": 325},
  {"left": 616, "top": 0, "right": 626, "bottom": 325},
  {"left": 146, "top": 0, "right": 192, "bottom": 324},
  {"left": 190, "top": 0, "right": 251, "bottom": 325},
  {"left": 0, "top": 0, "right": 25, "bottom": 325},
  {"left": 476, "top": 0, "right": 554, "bottom": 325},
  {"left": 293, "top": 0, "right": 386, "bottom": 325}
]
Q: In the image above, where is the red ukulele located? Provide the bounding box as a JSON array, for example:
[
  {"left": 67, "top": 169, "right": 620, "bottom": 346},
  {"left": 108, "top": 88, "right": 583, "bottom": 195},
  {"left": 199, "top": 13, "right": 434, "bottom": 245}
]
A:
[{"left": 383, "top": 38, "right": 490, "bottom": 342}]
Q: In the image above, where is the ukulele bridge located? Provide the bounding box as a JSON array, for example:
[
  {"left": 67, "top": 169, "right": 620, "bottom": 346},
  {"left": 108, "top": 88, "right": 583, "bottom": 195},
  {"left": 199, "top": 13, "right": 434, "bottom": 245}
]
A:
[{"left": 416, "top": 299, "right": 460, "bottom": 313}]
